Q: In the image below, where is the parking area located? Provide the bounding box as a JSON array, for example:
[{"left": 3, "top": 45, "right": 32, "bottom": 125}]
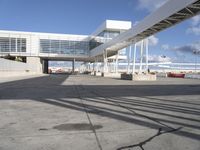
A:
[{"left": 0, "top": 74, "right": 200, "bottom": 150}]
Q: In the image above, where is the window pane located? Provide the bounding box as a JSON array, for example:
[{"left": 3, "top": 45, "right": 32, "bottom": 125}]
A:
[{"left": 40, "top": 39, "right": 89, "bottom": 56}]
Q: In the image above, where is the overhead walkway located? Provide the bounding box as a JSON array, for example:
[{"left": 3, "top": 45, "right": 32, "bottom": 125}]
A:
[{"left": 90, "top": 0, "right": 200, "bottom": 57}]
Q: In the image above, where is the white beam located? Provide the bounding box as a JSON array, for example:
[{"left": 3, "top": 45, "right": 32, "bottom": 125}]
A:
[
  {"left": 145, "top": 38, "right": 149, "bottom": 72},
  {"left": 139, "top": 40, "right": 144, "bottom": 74},
  {"left": 132, "top": 43, "right": 137, "bottom": 74}
]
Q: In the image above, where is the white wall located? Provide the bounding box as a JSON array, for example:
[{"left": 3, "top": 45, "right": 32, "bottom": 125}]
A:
[
  {"left": 0, "top": 58, "right": 41, "bottom": 73},
  {"left": 0, "top": 30, "right": 89, "bottom": 57}
]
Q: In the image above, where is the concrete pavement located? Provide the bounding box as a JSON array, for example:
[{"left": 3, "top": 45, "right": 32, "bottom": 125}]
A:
[{"left": 0, "top": 74, "right": 200, "bottom": 150}]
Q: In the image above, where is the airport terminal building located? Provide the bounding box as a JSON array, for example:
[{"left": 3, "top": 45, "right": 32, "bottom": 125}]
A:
[
  {"left": 0, "top": 20, "right": 131, "bottom": 73},
  {"left": 0, "top": 0, "right": 200, "bottom": 75}
]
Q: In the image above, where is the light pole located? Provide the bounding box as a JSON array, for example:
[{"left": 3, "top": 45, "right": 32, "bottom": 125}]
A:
[
  {"left": 193, "top": 50, "right": 200, "bottom": 73},
  {"left": 195, "top": 52, "right": 197, "bottom": 73}
]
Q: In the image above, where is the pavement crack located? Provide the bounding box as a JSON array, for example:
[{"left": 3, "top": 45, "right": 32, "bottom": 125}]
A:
[
  {"left": 78, "top": 84, "right": 183, "bottom": 150},
  {"left": 72, "top": 82, "right": 103, "bottom": 150},
  {"left": 117, "top": 127, "right": 182, "bottom": 150},
  {"left": 84, "top": 86, "right": 174, "bottom": 130}
]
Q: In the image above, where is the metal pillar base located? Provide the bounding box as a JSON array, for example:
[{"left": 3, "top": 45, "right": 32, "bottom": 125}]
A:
[
  {"left": 72, "top": 58, "right": 75, "bottom": 73},
  {"left": 42, "top": 59, "right": 49, "bottom": 74}
]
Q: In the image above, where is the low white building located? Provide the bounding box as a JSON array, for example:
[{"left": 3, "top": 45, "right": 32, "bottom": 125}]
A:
[{"left": 0, "top": 20, "right": 131, "bottom": 73}]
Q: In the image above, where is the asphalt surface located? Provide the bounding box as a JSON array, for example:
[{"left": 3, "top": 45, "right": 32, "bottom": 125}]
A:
[{"left": 0, "top": 74, "right": 200, "bottom": 150}]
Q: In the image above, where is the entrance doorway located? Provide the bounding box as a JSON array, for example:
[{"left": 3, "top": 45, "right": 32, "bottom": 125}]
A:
[{"left": 48, "top": 60, "right": 83, "bottom": 74}]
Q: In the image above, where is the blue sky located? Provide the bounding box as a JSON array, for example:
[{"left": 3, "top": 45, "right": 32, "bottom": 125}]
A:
[{"left": 0, "top": 0, "right": 199, "bottom": 63}]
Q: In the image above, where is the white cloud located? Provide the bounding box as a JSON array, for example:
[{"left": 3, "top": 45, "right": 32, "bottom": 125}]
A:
[
  {"left": 186, "top": 25, "right": 200, "bottom": 35},
  {"left": 161, "top": 44, "right": 170, "bottom": 50},
  {"left": 186, "top": 15, "right": 200, "bottom": 36},
  {"left": 191, "top": 15, "right": 200, "bottom": 26},
  {"left": 148, "top": 35, "right": 159, "bottom": 46},
  {"left": 137, "top": 0, "right": 168, "bottom": 12},
  {"left": 133, "top": 21, "right": 140, "bottom": 26},
  {"left": 148, "top": 55, "right": 172, "bottom": 62},
  {"left": 172, "top": 41, "right": 200, "bottom": 54}
]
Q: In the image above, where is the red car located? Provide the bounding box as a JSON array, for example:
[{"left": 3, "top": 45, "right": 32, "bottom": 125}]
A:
[{"left": 167, "top": 72, "right": 185, "bottom": 78}]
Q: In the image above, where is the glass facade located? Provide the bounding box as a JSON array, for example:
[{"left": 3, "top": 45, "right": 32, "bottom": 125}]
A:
[
  {"left": 40, "top": 39, "right": 89, "bottom": 56},
  {"left": 98, "top": 30, "right": 120, "bottom": 39},
  {"left": 89, "top": 30, "right": 121, "bottom": 50},
  {"left": 0, "top": 37, "right": 26, "bottom": 52},
  {"left": 0, "top": 29, "right": 124, "bottom": 54},
  {"left": 89, "top": 38, "right": 104, "bottom": 50}
]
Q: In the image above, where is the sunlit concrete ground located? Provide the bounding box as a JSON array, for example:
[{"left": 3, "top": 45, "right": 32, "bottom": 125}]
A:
[{"left": 0, "top": 74, "right": 200, "bottom": 150}]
